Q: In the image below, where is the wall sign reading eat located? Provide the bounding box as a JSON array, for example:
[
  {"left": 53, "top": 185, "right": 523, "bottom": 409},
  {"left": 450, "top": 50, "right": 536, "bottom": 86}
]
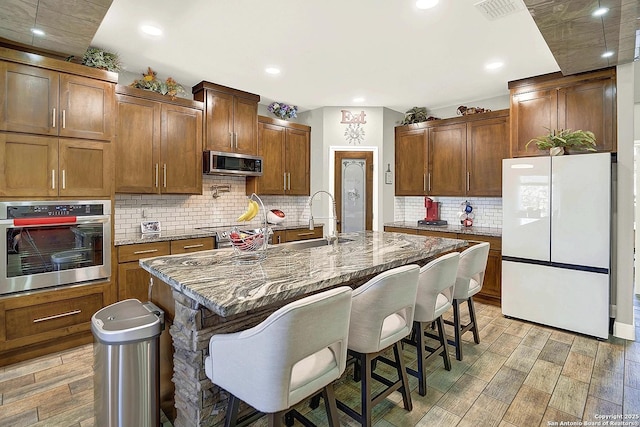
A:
[{"left": 341, "top": 110, "right": 367, "bottom": 144}]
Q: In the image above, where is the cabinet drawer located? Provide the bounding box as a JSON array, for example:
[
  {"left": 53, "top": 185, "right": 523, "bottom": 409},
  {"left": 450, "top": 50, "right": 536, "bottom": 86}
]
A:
[
  {"left": 170, "top": 237, "right": 215, "bottom": 254},
  {"left": 384, "top": 227, "right": 417, "bottom": 235},
  {"left": 5, "top": 293, "right": 102, "bottom": 342},
  {"left": 417, "top": 230, "right": 457, "bottom": 239},
  {"left": 118, "top": 241, "right": 170, "bottom": 263},
  {"left": 285, "top": 227, "right": 323, "bottom": 241}
]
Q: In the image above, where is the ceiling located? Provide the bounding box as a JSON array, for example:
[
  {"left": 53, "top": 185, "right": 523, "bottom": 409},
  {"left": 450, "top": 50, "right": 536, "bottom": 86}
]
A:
[{"left": 0, "top": 0, "right": 638, "bottom": 113}]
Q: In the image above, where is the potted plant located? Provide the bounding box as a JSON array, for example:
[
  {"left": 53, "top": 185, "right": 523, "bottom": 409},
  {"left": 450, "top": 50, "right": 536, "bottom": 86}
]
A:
[
  {"left": 526, "top": 128, "right": 597, "bottom": 156},
  {"left": 81, "top": 47, "right": 121, "bottom": 72}
]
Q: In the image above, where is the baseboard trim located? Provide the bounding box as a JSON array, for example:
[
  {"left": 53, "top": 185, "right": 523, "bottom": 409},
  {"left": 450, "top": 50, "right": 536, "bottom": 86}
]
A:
[{"left": 613, "top": 320, "right": 636, "bottom": 340}]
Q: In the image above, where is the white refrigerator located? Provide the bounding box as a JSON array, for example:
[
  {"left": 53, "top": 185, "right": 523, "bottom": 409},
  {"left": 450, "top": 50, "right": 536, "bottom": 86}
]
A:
[{"left": 502, "top": 152, "right": 613, "bottom": 339}]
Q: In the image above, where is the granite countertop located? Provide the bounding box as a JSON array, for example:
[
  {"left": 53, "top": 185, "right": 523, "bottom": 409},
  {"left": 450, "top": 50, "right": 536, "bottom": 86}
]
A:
[
  {"left": 114, "top": 222, "right": 323, "bottom": 246},
  {"left": 384, "top": 221, "right": 501, "bottom": 238},
  {"left": 139, "top": 230, "right": 467, "bottom": 317}
]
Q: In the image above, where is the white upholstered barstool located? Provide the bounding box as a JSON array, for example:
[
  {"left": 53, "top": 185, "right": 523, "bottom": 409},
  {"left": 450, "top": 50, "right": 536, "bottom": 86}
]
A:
[
  {"left": 445, "top": 242, "right": 490, "bottom": 361},
  {"left": 337, "top": 264, "right": 420, "bottom": 427},
  {"left": 205, "top": 286, "right": 353, "bottom": 427},
  {"left": 405, "top": 252, "right": 460, "bottom": 396}
]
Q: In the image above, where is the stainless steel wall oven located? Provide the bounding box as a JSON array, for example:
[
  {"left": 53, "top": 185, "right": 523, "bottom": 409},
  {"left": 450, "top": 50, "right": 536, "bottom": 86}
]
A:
[{"left": 0, "top": 200, "right": 111, "bottom": 295}]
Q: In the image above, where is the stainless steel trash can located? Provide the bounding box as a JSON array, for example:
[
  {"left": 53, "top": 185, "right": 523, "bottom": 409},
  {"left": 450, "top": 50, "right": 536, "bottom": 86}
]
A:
[{"left": 92, "top": 299, "right": 164, "bottom": 427}]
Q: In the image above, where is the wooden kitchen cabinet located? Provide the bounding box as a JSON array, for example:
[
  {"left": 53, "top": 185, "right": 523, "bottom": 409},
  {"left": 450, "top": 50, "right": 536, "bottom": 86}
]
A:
[
  {"left": 193, "top": 81, "right": 260, "bottom": 155},
  {"left": 272, "top": 226, "right": 324, "bottom": 244},
  {"left": 395, "top": 110, "right": 509, "bottom": 197},
  {"left": 0, "top": 133, "right": 112, "bottom": 197},
  {"left": 428, "top": 123, "right": 466, "bottom": 196},
  {"left": 0, "top": 280, "right": 114, "bottom": 367},
  {"left": 466, "top": 115, "right": 510, "bottom": 196},
  {"left": 115, "top": 85, "right": 203, "bottom": 194},
  {"left": 117, "top": 237, "right": 214, "bottom": 302},
  {"left": 0, "top": 60, "right": 115, "bottom": 141},
  {"left": 509, "top": 68, "right": 616, "bottom": 157},
  {"left": 246, "top": 116, "right": 310, "bottom": 196},
  {"left": 395, "top": 128, "right": 428, "bottom": 196}
]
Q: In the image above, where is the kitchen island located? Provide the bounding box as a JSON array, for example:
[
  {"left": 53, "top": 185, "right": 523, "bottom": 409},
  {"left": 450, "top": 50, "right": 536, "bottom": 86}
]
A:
[{"left": 139, "top": 230, "right": 467, "bottom": 427}]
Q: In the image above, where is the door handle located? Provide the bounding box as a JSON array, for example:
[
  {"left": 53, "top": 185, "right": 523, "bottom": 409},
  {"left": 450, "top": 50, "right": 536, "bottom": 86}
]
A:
[
  {"left": 155, "top": 164, "right": 159, "bottom": 188},
  {"left": 62, "top": 169, "right": 66, "bottom": 190},
  {"left": 229, "top": 132, "right": 233, "bottom": 149},
  {"left": 183, "top": 244, "right": 204, "bottom": 249},
  {"left": 33, "top": 309, "right": 81, "bottom": 323},
  {"left": 283, "top": 172, "right": 287, "bottom": 190},
  {"left": 234, "top": 133, "right": 238, "bottom": 149},
  {"left": 287, "top": 173, "right": 291, "bottom": 190},
  {"left": 134, "top": 249, "right": 159, "bottom": 255},
  {"left": 52, "top": 108, "right": 56, "bottom": 128},
  {"left": 52, "top": 170, "right": 56, "bottom": 189},
  {"left": 62, "top": 109, "right": 66, "bottom": 129},
  {"left": 428, "top": 173, "right": 431, "bottom": 192},
  {"left": 423, "top": 174, "right": 426, "bottom": 192},
  {"left": 163, "top": 164, "right": 167, "bottom": 188},
  {"left": 467, "top": 172, "right": 470, "bottom": 192}
]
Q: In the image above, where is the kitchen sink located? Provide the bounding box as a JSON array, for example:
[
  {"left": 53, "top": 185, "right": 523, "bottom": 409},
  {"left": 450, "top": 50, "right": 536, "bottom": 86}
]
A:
[{"left": 281, "top": 237, "right": 353, "bottom": 250}]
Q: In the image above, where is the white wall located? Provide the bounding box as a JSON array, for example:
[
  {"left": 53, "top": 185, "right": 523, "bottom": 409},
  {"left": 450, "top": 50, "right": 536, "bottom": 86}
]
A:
[{"left": 614, "top": 61, "right": 636, "bottom": 340}]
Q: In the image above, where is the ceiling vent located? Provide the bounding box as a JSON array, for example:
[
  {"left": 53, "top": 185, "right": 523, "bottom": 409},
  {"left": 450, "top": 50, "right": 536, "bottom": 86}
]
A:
[{"left": 474, "top": 0, "right": 525, "bottom": 20}]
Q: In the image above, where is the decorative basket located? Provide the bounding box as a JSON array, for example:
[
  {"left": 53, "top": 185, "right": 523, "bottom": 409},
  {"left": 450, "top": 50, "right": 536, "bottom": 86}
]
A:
[
  {"left": 231, "top": 193, "right": 270, "bottom": 263},
  {"left": 230, "top": 228, "right": 266, "bottom": 252}
]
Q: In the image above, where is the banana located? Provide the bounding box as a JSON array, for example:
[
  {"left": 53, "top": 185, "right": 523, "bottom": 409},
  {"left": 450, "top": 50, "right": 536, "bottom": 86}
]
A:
[{"left": 236, "top": 199, "right": 259, "bottom": 222}]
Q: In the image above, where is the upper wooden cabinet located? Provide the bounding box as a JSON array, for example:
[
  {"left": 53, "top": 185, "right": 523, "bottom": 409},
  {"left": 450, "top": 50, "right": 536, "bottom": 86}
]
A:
[
  {"left": 0, "top": 61, "right": 115, "bottom": 141},
  {"left": 0, "top": 133, "right": 111, "bottom": 197},
  {"left": 509, "top": 68, "right": 616, "bottom": 157},
  {"left": 246, "top": 116, "right": 310, "bottom": 196},
  {"left": 192, "top": 81, "right": 259, "bottom": 155},
  {"left": 395, "top": 110, "right": 509, "bottom": 197},
  {"left": 115, "top": 86, "right": 203, "bottom": 195}
]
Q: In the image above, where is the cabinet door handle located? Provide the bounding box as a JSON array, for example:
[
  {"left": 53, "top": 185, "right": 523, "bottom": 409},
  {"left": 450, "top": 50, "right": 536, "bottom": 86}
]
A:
[
  {"left": 277, "top": 235, "right": 281, "bottom": 244},
  {"left": 52, "top": 108, "right": 56, "bottom": 128},
  {"left": 33, "top": 309, "right": 81, "bottom": 323},
  {"left": 423, "top": 174, "right": 426, "bottom": 192},
  {"left": 62, "top": 109, "right": 66, "bottom": 129},
  {"left": 52, "top": 170, "right": 56, "bottom": 189},
  {"left": 155, "top": 163, "right": 159, "bottom": 188},
  {"left": 163, "top": 164, "right": 167, "bottom": 188},
  {"left": 62, "top": 169, "right": 66, "bottom": 190},
  {"left": 287, "top": 173, "right": 291, "bottom": 190},
  {"left": 229, "top": 132, "right": 233, "bottom": 149},
  {"left": 183, "top": 244, "right": 204, "bottom": 249},
  {"left": 234, "top": 133, "right": 238, "bottom": 149},
  {"left": 283, "top": 172, "right": 287, "bottom": 190},
  {"left": 467, "top": 172, "right": 470, "bottom": 192},
  {"left": 428, "top": 173, "right": 431, "bottom": 192},
  {"left": 296, "top": 232, "right": 316, "bottom": 237},
  {"left": 134, "top": 249, "right": 159, "bottom": 255}
]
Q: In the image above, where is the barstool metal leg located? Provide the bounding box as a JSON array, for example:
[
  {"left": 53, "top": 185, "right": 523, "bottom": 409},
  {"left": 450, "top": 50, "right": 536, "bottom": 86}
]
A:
[
  {"left": 452, "top": 299, "right": 463, "bottom": 361},
  {"left": 467, "top": 297, "right": 480, "bottom": 344},
  {"left": 393, "top": 341, "right": 413, "bottom": 411},
  {"left": 414, "top": 321, "right": 427, "bottom": 396},
  {"left": 436, "top": 316, "right": 451, "bottom": 370},
  {"left": 361, "top": 352, "right": 373, "bottom": 427},
  {"left": 224, "top": 394, "right": 240, "bottom": 427},
  {"left": 322, "top": 384, "right": 340, "bottom": 427}
]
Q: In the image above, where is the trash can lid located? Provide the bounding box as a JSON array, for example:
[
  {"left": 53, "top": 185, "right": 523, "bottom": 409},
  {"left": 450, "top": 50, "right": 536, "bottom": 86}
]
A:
[{"left": 91, "top": 299, "right": 162, "bottom": 344}]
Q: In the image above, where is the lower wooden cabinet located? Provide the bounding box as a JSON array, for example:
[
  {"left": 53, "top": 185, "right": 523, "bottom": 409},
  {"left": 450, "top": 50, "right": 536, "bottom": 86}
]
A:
[
  {"left": 272, "top": 226, "right": 324, "bottom": 244},
  {"left": 0, "top": 280, "right": 114, "bottom": 367},
  {"left": 117, "top": 237, "right": 214, "bottom": 301},
  {"left": 385, "top": 226, "right": 502, "bottom": 306}
]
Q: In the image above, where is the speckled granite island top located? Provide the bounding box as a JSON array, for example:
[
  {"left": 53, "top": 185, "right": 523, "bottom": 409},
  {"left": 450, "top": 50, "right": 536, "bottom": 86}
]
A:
[{"left": 139, "top": 230, "right": 467, "bottom": 317}]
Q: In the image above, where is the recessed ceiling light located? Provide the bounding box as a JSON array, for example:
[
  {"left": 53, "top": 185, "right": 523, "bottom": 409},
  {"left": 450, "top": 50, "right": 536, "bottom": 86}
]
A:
[
  {"left": 31, "top": 28, "right": 45, "bottom": 36},
  {"left": 602, "top": 51, "right": 614, "bottom": 58},
  {"left": 352, "top": 97, "right": 365, "bottom": 103},
  {"left": 485, "top": 61, "right": 504, "bottom": 70},
  {"left": 416, "top": 0, "right": 439, "bottom": 10},
  {"left": 265, "top": 67, "right": 281, "bottom": 75},
  {"left": 140, "top": 25, "right": 163, "bottom": 36},
  {"left": 592, "top": 7, "right": 609, "bottom": 17}
]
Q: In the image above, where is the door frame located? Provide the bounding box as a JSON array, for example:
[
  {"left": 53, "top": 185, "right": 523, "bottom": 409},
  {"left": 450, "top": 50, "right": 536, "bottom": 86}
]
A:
[{"left": 329, "top": 146, "right": 378, "bottom": 231}]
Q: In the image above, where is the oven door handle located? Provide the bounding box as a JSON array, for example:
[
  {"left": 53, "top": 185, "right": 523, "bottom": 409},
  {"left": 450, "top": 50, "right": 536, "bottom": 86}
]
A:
[{"left": 10, "top": 216, "right": 109, "bottom": 227}]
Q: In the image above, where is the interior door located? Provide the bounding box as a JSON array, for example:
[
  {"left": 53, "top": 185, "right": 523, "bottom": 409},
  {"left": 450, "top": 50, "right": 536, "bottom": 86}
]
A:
[{"left": 334, "top": 151, "right": 373, "bottom": 232}]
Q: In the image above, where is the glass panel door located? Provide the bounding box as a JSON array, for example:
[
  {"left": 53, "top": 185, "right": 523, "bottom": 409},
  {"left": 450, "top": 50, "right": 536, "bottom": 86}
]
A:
[{"left": 341, "top": 159, "right": 366, "bottom": 232}]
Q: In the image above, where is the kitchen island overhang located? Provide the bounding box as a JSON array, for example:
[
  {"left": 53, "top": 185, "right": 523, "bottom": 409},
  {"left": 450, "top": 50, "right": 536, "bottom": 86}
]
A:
[{"left": 139, "top": 230, "right": 467, "bottom": 427}]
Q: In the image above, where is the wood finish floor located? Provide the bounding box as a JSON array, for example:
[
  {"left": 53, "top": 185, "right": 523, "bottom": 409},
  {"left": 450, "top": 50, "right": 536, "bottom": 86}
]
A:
[{"left": 1, "top": 296, "right": 639, "bottom": 427}]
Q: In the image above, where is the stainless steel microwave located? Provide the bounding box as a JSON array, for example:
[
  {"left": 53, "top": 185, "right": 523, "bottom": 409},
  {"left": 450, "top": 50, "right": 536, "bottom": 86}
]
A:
[{"left": 203, "top": 151, "right": 263, "bottom": 176}]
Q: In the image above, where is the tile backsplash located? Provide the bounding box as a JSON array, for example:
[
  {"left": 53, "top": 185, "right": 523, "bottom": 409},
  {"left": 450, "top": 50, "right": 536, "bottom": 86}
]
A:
[
  {"left": 394, "top": 196, "right": 502, "bottom": 228},
  {"left": 114, "top": 175, "right": 311, "bottom": 239}
]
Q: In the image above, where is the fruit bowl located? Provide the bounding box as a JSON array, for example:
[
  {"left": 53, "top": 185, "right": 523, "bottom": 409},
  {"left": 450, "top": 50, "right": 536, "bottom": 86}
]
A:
[
  {"left": 229, "top": 228, "right": 266, "bottom": 252},
  {"left": 267, "top": 209, "right": 285, "bottom": 224}
]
